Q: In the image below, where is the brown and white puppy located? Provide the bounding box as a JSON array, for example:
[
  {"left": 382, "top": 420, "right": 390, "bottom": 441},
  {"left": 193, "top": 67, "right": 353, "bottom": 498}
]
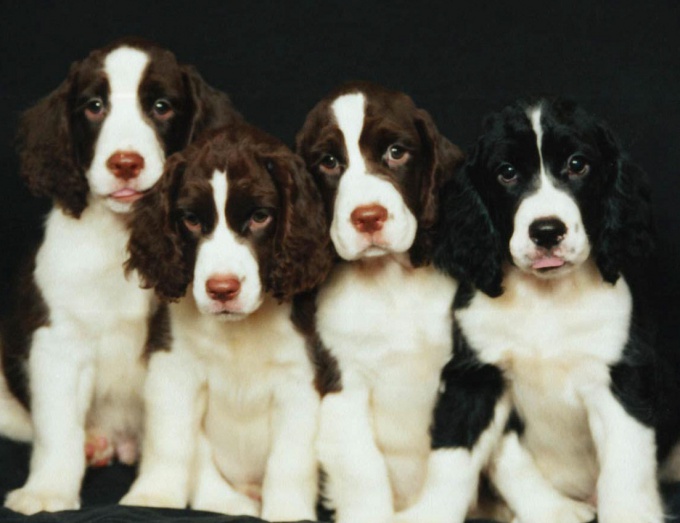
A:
[
  {"left": 296, "top": 82, "right": 464, "bottom": 523},
  {"left": 1, "top": 38, "right": 240, "bottom": 514},
  {"left": 121, "top": 124, "right": 332, "bottom": 520}
]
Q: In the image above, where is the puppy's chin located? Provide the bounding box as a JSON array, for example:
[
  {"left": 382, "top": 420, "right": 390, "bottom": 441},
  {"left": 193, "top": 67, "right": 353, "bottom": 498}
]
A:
[{"left": 195, "top": 295, "right": 264, "bottom": 321}]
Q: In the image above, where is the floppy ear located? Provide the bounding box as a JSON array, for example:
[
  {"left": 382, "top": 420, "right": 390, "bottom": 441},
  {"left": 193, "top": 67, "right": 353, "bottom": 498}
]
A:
[
  {"left": 266, "top": 152, "right": 333, "bottom": 301},
  {"left": 593, "top": 124, "right": 655, "bottom": 284},
  {"left": 433, "top": 143, "right": 505, "bottom": 297},
  {"left": 126, "top": 154, "right": 193, "bottom": 301},
  {"left": 181, "top": 65, "right": 242, "bottom": 143},
  {"left": 16, "top": 62, "right": 89, "bottom": 217},
  {"left": 409, "top": 108, "right": 466, "bottom": 267}
]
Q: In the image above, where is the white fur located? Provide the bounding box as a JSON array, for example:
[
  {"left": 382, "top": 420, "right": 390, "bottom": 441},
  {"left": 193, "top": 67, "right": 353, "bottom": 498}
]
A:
[
  {"left": 509, "top": 107, "right": 590, "bottom": 276},
  {"left": 3, "top": 45, "right": 171, "bottom": 515},
  {"left": 191, "top": 172, "right": 263, "bottom": 316},
  {"left": 122, "top": 170, "right": 319, "bottom": 521},
  {"left": 460, "top": 260, "right": 663, "bottom": 523},
  {"left": 328, "top": 94, "right": 418, "bottom": 261},
  {"left": 88, "top": 47, "right": 165, "bottom": 213},
  {"left": 5, "top": 200, "right": 152, "bottom": 514},
  {"left": 316, "top": 256, "right": 457, "bottom": 523}
]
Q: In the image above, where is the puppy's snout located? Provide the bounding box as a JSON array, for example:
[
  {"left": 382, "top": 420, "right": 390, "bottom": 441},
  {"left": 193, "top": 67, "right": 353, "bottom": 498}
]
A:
[
  {"left": 107, "top": 151, "right": 145, "bottom": 180},
  {"left": 206, "top": 276, "right": 241, "bottom": 303},
  {"left": 529, "top": 218, "right": 567, "bottom": 249},
  {"left": 351, "top": 204, "right": 388, "bottom": 234}
]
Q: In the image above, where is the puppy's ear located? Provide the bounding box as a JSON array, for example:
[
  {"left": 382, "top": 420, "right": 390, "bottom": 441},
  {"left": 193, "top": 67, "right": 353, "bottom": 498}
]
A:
[
  {"left": 266, "top": 152, "right": 333, "bottom": 301},
  {"left": 410, "top": 109, "right": 465, "bottom": 267},
  {"left": 433, "top": 143, "right": 504, "bottom": 297},
  {"left": 181, "top": 65, "right": 242, "bottom": 143},
  {"left": 126, "top": 154, "right": 193, "bottom": 301},
  {"left": 16, "top": 61, "right": 89, "bottom": 217},
  {"left": 593, "top": 124, "right": 655, "bottom": 284}
]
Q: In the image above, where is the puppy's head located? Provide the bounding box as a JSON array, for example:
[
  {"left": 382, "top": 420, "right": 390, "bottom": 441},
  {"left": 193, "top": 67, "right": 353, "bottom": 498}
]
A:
[
  {"left": 296, "top": 82, "right": 463, "bottom": 267},
  {"left": 435, "top": 98, "right": 654, "bottom": 296},
  {"left": 17, "top": 37, "right": 240, "bottom": 217},
  {"left": 126, "top": 124, "right": 332, "bottom": 319}
]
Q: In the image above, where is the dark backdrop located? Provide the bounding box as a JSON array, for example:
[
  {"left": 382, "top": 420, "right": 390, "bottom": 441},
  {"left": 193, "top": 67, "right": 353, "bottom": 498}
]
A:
[{"left": 1, "top": 0, "right": 679, "bottom": 367}]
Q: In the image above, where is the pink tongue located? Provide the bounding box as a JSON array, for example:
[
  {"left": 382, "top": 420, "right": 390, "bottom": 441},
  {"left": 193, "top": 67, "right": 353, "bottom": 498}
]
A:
[
  {"left": 111, "top": 188, "right": 138, "bottom": 198},
  {"left": 532, "top": 256, "right": 565, "bottom": 269}
]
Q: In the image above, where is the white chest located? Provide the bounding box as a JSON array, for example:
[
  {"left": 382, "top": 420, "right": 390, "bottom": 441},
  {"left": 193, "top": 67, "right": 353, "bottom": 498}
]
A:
[
  {"left": 171, "top": 296, "right": 314, "bottom": 486},
  {"left": 458, "top": 263, "right": 633, "bottom": 498}
]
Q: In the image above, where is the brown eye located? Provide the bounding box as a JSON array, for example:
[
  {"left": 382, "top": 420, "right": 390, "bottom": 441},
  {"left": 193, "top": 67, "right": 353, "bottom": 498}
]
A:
[
  {"left": 84, "top": 98, "right": 106, "bottom": 122},
  {"left": 319, "top": 154, "right": 342, "bottom": 176},
  {"left": 567, "top": 154, "right": 589, "bottom": 177},
  {"left": 249, "top": 209, "right": 273, "bottom": 231},
  {"left": 152, "top": 98, "right": 174, "bottom": 121},
  {"left": 384, "top": 144, "right": 410, "bottom": 167},
  {"left": 496, "top": 164, "right": 518, "bottom": 185},
  {"left": 182, "top": 212, "right": 202, "bottom": 234}
]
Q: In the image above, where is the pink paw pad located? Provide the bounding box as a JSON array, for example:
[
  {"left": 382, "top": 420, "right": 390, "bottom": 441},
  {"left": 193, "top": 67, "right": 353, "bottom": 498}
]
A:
[{"left": 85, "top": 433, "right": 114, "bottom": 467}]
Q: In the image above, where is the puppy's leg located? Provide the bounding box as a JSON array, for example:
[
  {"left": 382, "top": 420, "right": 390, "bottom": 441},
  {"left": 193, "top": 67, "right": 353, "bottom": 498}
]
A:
[
  {"left": 120, "top": 350, "right": 201, "bottom": 509},
  {"left": 261, "top": 377, "right": 320, "bottom": 521},
  {"left": 317, "top": 370, "right": 393, "bottom": 523},
  {"left": 5, "top": 326, "right": 93, "bottom": 514},
  {"left": 490, "top": 432, "right": 595, "bottom": 523},
  {"left": 190, "top": 432, "right": 259, "bottom": 516},
  {"left": 585, "top": 385, "right": 663, "bottom": 523}
]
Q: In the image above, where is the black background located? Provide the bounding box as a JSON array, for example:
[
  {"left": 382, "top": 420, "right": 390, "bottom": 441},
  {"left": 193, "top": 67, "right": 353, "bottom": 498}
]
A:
[
  {"left": 1, "top": 3, "right": 679, "bottom": 347},
  {"left": 0, "top": 0, "right": 679, "bottom": 519},
  {"left": 3, "top": 1, "right": 679, "bottom": 338}
]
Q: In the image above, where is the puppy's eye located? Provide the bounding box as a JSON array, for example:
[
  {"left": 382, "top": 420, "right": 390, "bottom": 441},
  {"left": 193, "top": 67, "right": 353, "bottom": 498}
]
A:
[
  {"left": 84, "top": 98, "right": 106, "bottom": 122},
  {"left": 384, "top": 144, "right": 410, "bottom": 168},
  {"left": 248, "top": 208, "right": 273, "bottom": 232},
  {"left": 496, "top": 164, "right": 519, "bottom": 185},
  {"left": 567, "top": 155, "right": 590, "bottom": 177},
  {"left": 182, "top": 212, "right": 202, "bottom": 233},
  {"left": 264, "top": 160, "right": 276, "bottom": 174},
  {"left": 152, "top": 99, "right": 174, "bottom": 121},
  {"left": 319, "top": 154, "right": 342, "bottom": 176}
]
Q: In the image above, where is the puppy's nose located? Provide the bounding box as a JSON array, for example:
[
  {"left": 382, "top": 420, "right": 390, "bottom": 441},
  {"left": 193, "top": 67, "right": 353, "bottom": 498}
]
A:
[
  {"left": 529, "top": 218, "right": 567, "bottom": 248},
  {"left": 107, "top": 151, "right": 145, "bottom": 180},
  {"left": 206, "top": 276, "right": 241, "bottom": 303},
  {"left": 351, "top": 204, "right": 388, "bottom": 234}
]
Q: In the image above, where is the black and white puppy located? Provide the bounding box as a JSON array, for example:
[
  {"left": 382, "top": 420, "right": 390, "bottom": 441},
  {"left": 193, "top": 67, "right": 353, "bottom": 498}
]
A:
[
  {"left": 121, "top": 124, "right": 332, "bottom": 520},
  {"left": 1, "top": 38, "right": 239, "bottom": 514},
  {"left": 433, "top": 98, "right": 669, "bottom": 523},
  {"left": 296, "top": 82, "right": 464, "bottom": 523}
]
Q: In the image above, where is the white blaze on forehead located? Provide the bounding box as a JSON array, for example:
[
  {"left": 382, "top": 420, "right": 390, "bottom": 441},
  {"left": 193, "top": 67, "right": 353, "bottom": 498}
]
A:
[
  {"left": 89, "top": 46, "right": 166, "bottom": 209},
  {"left": 192, "top": 170, "right": 263, "bottom": 316},
  {"left": 330, "top": 92, "right": 367, "bottom": 171},
  {"left": 528, "top": 105, "right": 546, "bottom": 185}
]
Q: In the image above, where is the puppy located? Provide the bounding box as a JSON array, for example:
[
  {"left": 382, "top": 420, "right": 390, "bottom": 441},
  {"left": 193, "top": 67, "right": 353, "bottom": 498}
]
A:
[
  {"left": 296, "top": 81, "right": 463, "bottom": 523},
  {"left": 121, "top": 124, "right": 332, "bottom": 521},
  {"left": 1, "top": 38, "right": 240, "bottom": 514},
  {"left": 433, "top": 98, "right": 672, "bottom": 523}
]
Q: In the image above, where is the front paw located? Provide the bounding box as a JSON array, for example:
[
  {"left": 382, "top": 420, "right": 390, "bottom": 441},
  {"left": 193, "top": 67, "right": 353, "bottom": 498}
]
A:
[
  {"left": 261, "top": 501, "right": 315, "bottom": 522},
  {"left": 120, "top": 489, "right": 185, "bottom": 509},
  {"left": 597, "top": 496, "right": 663, "bottom": 523},
  {"left": 513, "top": 496, "right": 595, "bottom": 523},
  {"left": 5, "top": 487, "right": 80, "bottom": 515},
  {"left": 193, "top": 492, "right": 260, "bottom": 516}
]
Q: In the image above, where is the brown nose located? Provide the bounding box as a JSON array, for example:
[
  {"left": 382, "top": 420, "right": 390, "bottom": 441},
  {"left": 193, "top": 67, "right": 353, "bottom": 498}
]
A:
[
  {"left": 205, "top": 276, "right": 241, "bottom": 303},
  {"left": 106, "top": 151, "right": 145, "bottom": 180},
  {"left": 351, "top": 205, "right": 388, "bottom": 234}
]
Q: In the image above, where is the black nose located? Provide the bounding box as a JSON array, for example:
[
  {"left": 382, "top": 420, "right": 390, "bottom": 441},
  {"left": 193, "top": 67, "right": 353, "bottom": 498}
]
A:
[{"left": 529, "top": 218, "right": 567, "bottom": 248}]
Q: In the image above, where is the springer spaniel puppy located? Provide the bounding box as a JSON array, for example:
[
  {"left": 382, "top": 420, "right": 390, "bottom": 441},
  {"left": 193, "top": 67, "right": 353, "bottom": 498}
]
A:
[
  {"left": 431, "top": 98, "right": 675, "bottom": 523},
  {"left": 1, "top": 38, "right": 240, "bottom": 514},
  {"left": 121, "top": 124, "right": 332, "bottom": 520},
  {"left": 295, "top": 82, "right": 464, "bottom": 523}
]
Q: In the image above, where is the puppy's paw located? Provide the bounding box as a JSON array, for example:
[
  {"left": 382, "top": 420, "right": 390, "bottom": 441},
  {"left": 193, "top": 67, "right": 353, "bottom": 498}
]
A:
[
  {"left": 120, "top": 489, "right": 185, "bottom": 509},
  {"left": 192, "top": 492, "right": 260, "bottom": 516},
  {"left": 597, "top": 496, "right": 663, "bottom": 523},
  {"left": 5, "top": 487, "right": 80, "bottom": 515},
  {"left": 84, "top": 430, "right": 114, "bottom": 467},
  {"left": 513, "top": 495, "right": 595, "bottom": 523}
]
